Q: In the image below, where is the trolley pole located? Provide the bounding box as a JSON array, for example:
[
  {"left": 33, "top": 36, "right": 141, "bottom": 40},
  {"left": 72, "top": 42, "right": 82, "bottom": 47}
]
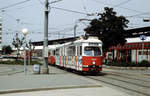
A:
[
  {"left": 74, "top": 24, "right": 77, "bottom": 37},
  {"left": 42, "top": 0, "right": 49, "bottom": 74}
]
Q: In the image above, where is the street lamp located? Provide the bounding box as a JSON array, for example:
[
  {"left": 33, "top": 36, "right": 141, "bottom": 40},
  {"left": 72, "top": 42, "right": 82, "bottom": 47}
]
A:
[{"left": 22, "top": 28, "right": 28, "bottom": 74}]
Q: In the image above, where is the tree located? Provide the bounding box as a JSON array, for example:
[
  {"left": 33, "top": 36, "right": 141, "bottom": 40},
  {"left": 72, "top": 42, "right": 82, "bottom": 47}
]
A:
[
  {"left": 2, "top": 45, "right": 13, "bottom": 55},
  {"left": 12, "top": 33, "right": 24, "bottom": 59},
  {"left": 84, "top": 7, "right": 129, "bottom": 51}
]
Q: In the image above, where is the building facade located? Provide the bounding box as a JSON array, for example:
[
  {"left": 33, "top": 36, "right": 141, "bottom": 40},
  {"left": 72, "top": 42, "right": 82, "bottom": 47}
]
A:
[
  {"left": 107, "top": 37, "right": 150, "bottom": 63},
  {"left": 0, "top": 16, "right": 2, "bottom": 50}
]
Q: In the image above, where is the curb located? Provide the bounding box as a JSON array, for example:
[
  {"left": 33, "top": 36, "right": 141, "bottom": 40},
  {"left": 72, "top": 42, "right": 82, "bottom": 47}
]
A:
[
  {"left": 103, "top": 65, "right": 149, "bottom": 70},
  {"left": 0, "top": 70, "right": 24, "bottom": 76},
  {"left": 0, "top": 85, "right": 102, "bottom": 94}
]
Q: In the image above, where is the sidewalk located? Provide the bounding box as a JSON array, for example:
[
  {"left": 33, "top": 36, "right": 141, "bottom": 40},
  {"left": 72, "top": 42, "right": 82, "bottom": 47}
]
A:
[{"left": 0, "top": 65, "right": 131, "bottom": 96}]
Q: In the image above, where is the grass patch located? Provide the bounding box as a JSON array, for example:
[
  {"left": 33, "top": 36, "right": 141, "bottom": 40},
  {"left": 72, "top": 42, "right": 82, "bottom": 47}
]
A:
[{"left": 0, "top": 59, "right": 42, "bottom": 65}]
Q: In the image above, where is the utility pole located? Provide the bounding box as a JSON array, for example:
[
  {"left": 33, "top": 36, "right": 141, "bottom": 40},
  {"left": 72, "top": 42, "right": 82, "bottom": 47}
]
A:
[
  {"left": 42, "top": 0, "right": 49, "bottom": 74},
  {"left": 28, "top": 39, "right": 31, "bottom": 65},
  {"left": 42, "top": 0, "right": 62, "bottom": 74},
  {"left": 16, "top": 19, "right": 20, "bottom": 60}
]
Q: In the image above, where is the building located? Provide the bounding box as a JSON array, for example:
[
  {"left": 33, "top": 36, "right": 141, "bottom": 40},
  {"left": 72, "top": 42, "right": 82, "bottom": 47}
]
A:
[
  {"left": 107, "top": 37, "right": 150, "bottom": 63},
  {"left": 107, "top": 26, "right": 150, "bottom": 63},
  {"left": 0, "top": 16, "right": 2, "bottom": 50}
]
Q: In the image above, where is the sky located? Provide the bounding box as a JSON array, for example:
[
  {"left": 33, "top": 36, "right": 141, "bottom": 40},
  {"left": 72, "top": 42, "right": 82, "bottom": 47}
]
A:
[{"left": 0, "top": 0, "right": 150, "bottom": 46}]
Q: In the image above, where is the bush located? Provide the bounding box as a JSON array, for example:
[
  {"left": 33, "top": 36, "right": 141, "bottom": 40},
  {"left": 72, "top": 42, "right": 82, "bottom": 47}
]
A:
[
  {"left": 104, "top": 60, "right": 150, "bottom": 67},
  {"left": 0, "top": 60, "right": 42, "bottom": 65},
  {"left": 138, "top": 60, "right": 150, "bottom": 67}
]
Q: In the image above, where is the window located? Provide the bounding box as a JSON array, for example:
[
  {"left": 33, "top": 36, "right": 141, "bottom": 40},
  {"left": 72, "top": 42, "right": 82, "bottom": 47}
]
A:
[
  {"left": 80, "top": 46, "right": 82, "bottom": 55},
  {"left": 139, "top": 51, "right": 147, "bottom": 55},
  {"left": 51, "top": 50, "right": 55, "bottom": 56},
  {"left": 138, "top": 51, "right": 142, "bottom": 55},
  {"left": 84, "top": 46, "right": 101, "bottom": 56},
  {"left": 67, "top": 46, "right": 76, "bottom": 56},
  {"left": 56, "top": 49, "right": 60, "bottom": 56}
]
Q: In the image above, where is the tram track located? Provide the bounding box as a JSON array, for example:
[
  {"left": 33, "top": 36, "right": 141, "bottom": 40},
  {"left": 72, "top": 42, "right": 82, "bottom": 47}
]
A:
[
  {"left": 51, "top": 64, "right": 150, "bottom": 96},
  {"left": 101, "top": 75, "right": 150, "bottom": 88},
  {"left": 105, "top": 72, "right": 150, "bottom": 83},
  {"left": 85, "top": 75, "right": 150, "bottom": 96}
]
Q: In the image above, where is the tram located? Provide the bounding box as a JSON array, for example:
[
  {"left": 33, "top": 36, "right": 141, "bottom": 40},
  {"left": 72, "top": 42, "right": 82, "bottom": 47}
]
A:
[{"left": 48, "top": 36, "right": 103, "bottom": 73}]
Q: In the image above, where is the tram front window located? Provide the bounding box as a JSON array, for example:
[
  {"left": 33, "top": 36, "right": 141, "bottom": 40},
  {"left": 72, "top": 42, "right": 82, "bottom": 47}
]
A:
[{"left": 84, "top": 46, "right": 101, "bottom": 56}]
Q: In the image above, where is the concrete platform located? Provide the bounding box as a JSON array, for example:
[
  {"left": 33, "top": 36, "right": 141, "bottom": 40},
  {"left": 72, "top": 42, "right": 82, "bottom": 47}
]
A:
[{"left": 0, "top": 65, "right": 131, "bottom": 96}]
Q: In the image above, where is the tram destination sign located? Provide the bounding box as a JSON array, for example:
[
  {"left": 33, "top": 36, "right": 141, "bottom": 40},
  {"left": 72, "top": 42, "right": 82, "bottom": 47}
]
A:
[{"left": 89, "top": 43, "right": 99, "bottom": 46}]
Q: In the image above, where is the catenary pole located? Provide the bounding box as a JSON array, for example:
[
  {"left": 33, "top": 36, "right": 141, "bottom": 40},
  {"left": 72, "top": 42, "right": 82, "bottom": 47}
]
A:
[{"left": 42, "top": 0, "right": 49, "bottom": 74}]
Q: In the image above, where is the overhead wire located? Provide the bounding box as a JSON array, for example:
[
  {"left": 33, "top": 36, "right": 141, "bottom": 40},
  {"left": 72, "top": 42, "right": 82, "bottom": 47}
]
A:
[
  {"left": 89, "top": 0, "right": 143, "bottom": 14},
  {"left": 1, "top": 10, "right": 17, "bottom": 21},
  {"left": 113, "top": 0, "right": 132, "bottom": 7},
  {"left": 38, "top": 0, "right": 44, "bottom": 6},
  {"left": 0, "top": 0, "right": 31, "bottom": 10},
  {"left": 51, "top": 6, "right": 92, "bottom": 16},
  {"left": 126, "top": 11, "right": 150, "bottom": 18},
  {"left": 88, "top": 0, "right": 150, "bottom": 29},
  {"left": 81, "top": 0, "right": 88, "bottom": 14}
]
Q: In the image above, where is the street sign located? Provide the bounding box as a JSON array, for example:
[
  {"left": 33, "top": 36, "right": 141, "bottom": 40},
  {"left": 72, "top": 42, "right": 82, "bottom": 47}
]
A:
[{"left": 140, "top": 35, "right": 146, "bottom": 40}]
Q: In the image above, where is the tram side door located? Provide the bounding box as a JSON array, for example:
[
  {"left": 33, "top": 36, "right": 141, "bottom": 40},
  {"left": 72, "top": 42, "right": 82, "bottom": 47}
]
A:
[{"left": 77, "top": 45, "right": 82, "bottom": 71}]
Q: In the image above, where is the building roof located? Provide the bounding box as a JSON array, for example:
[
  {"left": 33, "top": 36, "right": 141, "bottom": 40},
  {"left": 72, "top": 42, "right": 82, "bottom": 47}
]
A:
[
  {"left": 32, "top": 37, "right": 78, "bottom": 46},
  {"left": 126, "top": 37, "right": 150, "bottom": 43},
  {"left": 32, "top": 26, "right": 150, "bottom": 46},
  {"left": 125, "top": 26, "right": 150, "bottom": 38}
]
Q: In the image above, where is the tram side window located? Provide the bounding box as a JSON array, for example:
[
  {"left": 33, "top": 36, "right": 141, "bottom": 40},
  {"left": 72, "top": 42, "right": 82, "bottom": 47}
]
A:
[
  {"left": 51, "top": 50, "right": 56, "bottom": 56},
  {"left": 77, "top": 46, "right": 80, "bottom": 56},
  {"left": 54, "top": 50, "right": 56, "bottom": 56},
  {"left": 67, "top": 46, "right": 75, "bottom": 56},
  {"left": 80, "top": 46, "right": 82, "bottom": 55},
  {"left": 56, "top": 49, "right": 60, "bottom": 56}
]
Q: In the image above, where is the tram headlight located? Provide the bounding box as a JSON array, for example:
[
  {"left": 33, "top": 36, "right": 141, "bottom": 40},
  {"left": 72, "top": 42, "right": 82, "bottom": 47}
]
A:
[
  {"left": 83, "top": 65, "right": 88, "bottom": 67},
  {"left": 92, "top": 61, "right": 96, "bottom": 65}
]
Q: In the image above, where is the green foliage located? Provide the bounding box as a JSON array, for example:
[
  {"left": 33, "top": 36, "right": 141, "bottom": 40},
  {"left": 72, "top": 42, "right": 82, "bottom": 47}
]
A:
[
  {"left": 2, "top": 45, "right": 13, "bottom": 55},
  {"left": 0, "top": 60, "right": 42, "bottom": 65},
  {"left": 12, "top": 36, "right": 24, "bottom": 49},
  {"left": 104, "top": 61, "right": 150, "bottom": 67},
  {"left": 12, "top": 33, "right": 25, "bottom": 59},
  {"left": 84, "top": 7, "right": 129, "bottom": 51},
  {"left": 139, "top": 60, "right": 150, "bottom": 67}
]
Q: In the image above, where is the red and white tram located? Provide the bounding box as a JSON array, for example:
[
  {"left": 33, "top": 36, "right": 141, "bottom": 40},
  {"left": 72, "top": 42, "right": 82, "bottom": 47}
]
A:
[{"left": 48, "top": 36, "right": 103, "bottom": 73}]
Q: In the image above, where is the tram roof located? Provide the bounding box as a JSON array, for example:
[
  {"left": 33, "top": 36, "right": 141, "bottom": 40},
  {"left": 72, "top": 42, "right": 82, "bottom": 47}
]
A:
[{"left": 74, "top": 36, "right": 102, "bottom": 43}]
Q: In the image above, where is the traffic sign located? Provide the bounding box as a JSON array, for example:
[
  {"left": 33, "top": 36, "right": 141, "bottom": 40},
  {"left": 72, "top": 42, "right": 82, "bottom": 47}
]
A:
[{"left": 140, "top": 35, "right": 146, "bottom": 40}]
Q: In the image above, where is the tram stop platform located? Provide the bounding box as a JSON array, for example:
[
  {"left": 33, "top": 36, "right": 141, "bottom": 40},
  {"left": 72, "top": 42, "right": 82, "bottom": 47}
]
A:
[{"left": 0, "top": 65, "right": 131, "bottom": 96}]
